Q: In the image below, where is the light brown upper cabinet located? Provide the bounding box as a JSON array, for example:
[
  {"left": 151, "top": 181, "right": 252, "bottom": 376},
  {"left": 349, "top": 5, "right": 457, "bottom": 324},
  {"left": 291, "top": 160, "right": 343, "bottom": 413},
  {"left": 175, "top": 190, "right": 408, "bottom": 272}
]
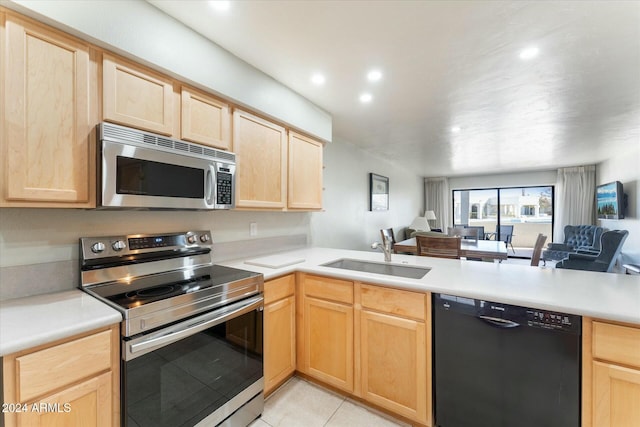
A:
[
  {"left": 232, "top": 109, "right": 287, "bottom": 209},
  {"left": 181, "top": 86, "right": 231, "bottom": 150},
  {"left": 102, "top": 53, "right": 174, "bottom": 136},
  {"left": 1, "top": 12, "right": 96, "bottom": 207},
  {"left": 288, "top": 131, "right": 323, "bottom": 210}
]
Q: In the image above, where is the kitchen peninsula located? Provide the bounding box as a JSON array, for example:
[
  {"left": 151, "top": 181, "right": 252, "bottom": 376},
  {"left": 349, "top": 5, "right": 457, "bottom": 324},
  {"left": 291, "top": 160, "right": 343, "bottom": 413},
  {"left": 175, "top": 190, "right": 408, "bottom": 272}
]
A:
[
  {"left": 232, "top": 247, "right": 640, "bottom": 427},
  {"left": 228, "top": 247, "right": 640, "bottom": 324}
]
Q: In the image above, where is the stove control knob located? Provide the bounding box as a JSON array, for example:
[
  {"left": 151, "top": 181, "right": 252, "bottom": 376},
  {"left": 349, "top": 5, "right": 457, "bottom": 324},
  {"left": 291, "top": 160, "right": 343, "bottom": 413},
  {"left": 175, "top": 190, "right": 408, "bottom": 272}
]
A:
[
  {"left": 200, "top": 234, "right": 210, "bottom": 243},
  {"left": 91, "top": 242, "right": 106, "bottom": 253},
  {"left": 112, "top": 240, "right": 126, "bottom": 251},
  {"left": 187, "top": 235, "right": 197, "bottom": 244}
]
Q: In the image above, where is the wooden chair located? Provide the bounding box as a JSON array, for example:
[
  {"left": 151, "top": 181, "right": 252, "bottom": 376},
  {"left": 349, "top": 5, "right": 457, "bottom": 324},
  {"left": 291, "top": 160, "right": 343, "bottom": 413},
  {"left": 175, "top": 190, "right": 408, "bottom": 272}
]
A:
[
  {"left": 380, "top": 228, "right": 396, "bottom": 253},
  {"left": 416, "top": 235, "right": 461, "bottom": 259},
  {"left": 530, "top": 233, "right": 548, "bottom": 266},
  {"left": 447, "top": 226, "right": 480, "bottom": 241}
]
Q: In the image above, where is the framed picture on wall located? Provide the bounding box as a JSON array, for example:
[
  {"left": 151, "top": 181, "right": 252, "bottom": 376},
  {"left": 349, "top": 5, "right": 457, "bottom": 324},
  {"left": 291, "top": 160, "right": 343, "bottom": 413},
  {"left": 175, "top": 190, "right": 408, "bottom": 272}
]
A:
[{"left": 369, "top": 173, "right": 389, "bottom": 211}]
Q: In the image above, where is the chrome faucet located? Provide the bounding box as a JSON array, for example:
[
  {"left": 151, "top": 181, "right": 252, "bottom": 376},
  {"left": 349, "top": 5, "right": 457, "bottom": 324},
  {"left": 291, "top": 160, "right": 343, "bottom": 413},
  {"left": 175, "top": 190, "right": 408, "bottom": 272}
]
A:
[{"left": 371, "top": 237, "right": 392, "bottom": 262}]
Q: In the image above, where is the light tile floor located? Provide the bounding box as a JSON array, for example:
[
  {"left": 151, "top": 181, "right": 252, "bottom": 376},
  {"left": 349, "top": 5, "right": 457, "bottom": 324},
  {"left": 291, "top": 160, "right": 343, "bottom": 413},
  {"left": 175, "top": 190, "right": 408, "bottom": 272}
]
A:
[{"left": 250, "top": 377, "right": 409, "bottom": 427}]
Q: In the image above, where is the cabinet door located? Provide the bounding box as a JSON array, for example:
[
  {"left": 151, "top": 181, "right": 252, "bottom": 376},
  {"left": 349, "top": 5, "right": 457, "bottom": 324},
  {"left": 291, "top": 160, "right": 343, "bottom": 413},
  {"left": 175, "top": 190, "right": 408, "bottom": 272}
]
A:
[
  {"left": 288, "top": 131, "right": 323, "bottom": 210},
  {"left": 2, "top": 14, "right": 94, "bottom": 206},
  {"left": 304, "top": 297, "right": 354, "bottom": 393},
  {"left": 360, "top": 310, "right": 428, "bottom": 424},
  {"left": 102, "top": 53, "right": 173, "bottom": 135},
  {"left": 264, "top": 295, "right": 296, "bottom": 395},
  {"left": 593, "top": 361, "right": 640, "bottom": 427},
  {"left": 181, "top": 86, "right": 231, "bottom": 150},
  {"left": 17, "top": 371, "right": 112, "bottom": 427},
  {"left": 232, "top": 110, "right": 287, "bottom": 209}
]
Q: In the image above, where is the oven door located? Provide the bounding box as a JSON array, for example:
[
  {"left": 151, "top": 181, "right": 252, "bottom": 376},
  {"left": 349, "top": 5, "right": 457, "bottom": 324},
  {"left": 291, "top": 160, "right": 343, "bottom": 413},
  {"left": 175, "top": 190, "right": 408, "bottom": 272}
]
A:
[
  {"left": 100, "top": 139, "right": 216, "bottom": 210},
  {"left": 122, "top": 296, "right": 264, "bottom": 427}
]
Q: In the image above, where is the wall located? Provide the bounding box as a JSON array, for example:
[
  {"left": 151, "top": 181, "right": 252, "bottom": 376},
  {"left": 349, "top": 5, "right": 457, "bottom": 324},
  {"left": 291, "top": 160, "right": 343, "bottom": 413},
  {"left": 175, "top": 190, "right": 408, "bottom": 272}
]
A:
[
  {"left": 447, "top": 160, "right": 640, "bottom": 265},
  {"left": 0, "top": 137, "right": 423, "bottom": 299},
  {"left": 596, "top": 143, "right": 640, "bottom": 265},
  {"left": 0, "top": 209, "right": 309, "bottom": 268},
  {"left": 0, "top": 208, "right": 310, "bottom": 299},
  {"left": 0, "top": 0, "right": 335, "bottom": 300},
  {"left": 310, "top": 137, "right": 424, "bottom": 251},
  {"left": 3, "top": 0, "right": 331, "bottom": 141},
  {"left": 448, "top": 170, "right": 557, "bottom": 190}
]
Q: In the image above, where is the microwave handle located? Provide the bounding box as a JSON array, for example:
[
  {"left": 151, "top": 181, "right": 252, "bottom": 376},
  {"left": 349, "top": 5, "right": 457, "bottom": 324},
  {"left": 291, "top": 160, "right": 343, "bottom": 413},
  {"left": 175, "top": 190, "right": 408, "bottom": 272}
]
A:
[{"left": 205, "top": 164, "right": 215, "bottom": 207}]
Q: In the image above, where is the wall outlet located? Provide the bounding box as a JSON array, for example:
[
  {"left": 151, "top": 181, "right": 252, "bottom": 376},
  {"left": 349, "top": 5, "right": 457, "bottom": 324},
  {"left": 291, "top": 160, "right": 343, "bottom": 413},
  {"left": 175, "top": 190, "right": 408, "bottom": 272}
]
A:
[{"left": 250, "top": 222, "right": 258, "bottom": 237}]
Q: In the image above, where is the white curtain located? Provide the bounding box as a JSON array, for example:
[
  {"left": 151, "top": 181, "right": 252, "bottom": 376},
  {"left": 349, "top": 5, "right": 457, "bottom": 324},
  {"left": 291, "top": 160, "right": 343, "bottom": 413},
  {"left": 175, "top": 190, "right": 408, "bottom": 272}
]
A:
[
  {"left": 425, "top": 177, "right": 450, "bottom": 231},
  {"left": 554, "top": 165, "right": 596, "bottom": 241}
]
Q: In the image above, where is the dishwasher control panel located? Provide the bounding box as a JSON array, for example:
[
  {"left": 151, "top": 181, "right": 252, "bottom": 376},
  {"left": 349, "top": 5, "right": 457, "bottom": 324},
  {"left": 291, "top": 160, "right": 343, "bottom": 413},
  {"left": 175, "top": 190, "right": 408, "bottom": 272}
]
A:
[
  {"left": 434, "top": 293, "right": 581, "bottom": 334},
  {"left": 527, "top": 309, "right": 577, "bottom": 331}
]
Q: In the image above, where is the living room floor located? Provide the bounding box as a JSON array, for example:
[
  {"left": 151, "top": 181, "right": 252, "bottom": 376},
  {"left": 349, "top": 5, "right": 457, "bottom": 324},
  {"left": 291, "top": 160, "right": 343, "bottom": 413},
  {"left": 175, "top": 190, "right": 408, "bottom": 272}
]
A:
[{"left": 250, "top": 377, "right": 409, "bottom": 427}]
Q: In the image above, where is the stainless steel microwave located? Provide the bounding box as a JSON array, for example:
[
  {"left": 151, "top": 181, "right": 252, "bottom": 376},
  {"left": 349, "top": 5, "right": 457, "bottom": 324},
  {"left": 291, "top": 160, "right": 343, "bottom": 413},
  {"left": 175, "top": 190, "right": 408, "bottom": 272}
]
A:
[{"left": 97, "top": 122, "right": 235, "bottom": 210}]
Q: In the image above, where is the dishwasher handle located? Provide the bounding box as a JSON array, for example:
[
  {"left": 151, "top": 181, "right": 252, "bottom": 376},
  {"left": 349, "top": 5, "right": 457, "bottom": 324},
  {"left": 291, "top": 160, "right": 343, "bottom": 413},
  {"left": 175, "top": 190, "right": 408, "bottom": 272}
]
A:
[{"left": 478, "top": 315, "right": 521, "bottom": 328}]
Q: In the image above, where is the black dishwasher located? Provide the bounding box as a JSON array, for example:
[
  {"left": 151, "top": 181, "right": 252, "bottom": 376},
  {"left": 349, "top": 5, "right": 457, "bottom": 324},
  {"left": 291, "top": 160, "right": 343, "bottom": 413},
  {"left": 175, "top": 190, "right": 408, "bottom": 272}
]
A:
[{"left": 433, "top": 293, "right": 581, "bottom": 427}]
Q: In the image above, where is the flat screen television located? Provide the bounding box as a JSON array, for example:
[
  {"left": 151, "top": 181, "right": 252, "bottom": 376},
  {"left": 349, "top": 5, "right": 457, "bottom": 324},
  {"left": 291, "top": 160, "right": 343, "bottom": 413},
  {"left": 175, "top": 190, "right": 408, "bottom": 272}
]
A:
[{"left": 596, "top": 181, "right": 626, "bottom": 219}]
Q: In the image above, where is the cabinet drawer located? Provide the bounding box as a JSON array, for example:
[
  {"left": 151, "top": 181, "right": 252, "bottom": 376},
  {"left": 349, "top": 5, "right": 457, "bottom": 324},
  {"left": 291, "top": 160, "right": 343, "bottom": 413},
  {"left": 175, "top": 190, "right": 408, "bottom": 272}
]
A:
[
  {"left": 265, "top": 274, "right": 295, "bottom": 304},
  {"left": 15, "top": 330, "right": 112, "bottom": 402},
  {"left": 360, "top": 284, "right": 426, "bottom": 321},
  {"left": 304, "top": 275, "right": 353, "bottom": 304},
  {"left": 593, "top": 321, "right": 640, "bottom": 368}
]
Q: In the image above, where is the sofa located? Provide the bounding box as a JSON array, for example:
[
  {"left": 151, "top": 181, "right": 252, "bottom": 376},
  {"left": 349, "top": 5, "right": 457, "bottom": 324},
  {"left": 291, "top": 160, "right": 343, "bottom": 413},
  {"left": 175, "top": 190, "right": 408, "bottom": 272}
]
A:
[
  {"left": 542, "top": 225, "right": 604, "bottom": 263},
  {"left": 555, "top": 230, "right": 628, "bottom": 272}
]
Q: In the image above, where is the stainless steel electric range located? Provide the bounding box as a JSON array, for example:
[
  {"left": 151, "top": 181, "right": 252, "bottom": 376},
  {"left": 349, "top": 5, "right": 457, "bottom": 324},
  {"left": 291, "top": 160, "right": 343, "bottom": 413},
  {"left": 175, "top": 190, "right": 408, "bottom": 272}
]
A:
[{"left": 80, "top": 230, "right": 264, "bottom": 427}]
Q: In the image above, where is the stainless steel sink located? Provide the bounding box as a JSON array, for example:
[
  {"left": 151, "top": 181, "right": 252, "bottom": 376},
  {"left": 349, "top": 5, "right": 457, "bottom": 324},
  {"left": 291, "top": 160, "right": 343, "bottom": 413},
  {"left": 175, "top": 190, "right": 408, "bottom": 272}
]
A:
[{"left": 321, "top": 258, "right": 431, "bottom": 279}]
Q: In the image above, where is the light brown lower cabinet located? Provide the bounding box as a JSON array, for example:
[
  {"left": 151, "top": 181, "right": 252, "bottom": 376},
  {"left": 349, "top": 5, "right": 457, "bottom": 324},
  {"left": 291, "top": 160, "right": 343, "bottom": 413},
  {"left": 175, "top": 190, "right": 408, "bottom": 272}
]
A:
[
  {"left": 296, "top": 273, "right": 431, "bottom": 426},
  {"left": 2, "top": 325, "right": 120, "bottom": 427},
  {"left": 298, "top": 274, "right": 355, "bottom": 393},
  {"left": 583, "top": 318, "right": 640, "bottom": 427},
  {"left": 303, "top": 295, "right": 355, "bottom": 393},
  {"left": 359, "top": 285, "right": 430, "bottom": 425},
  {"left": 264, "top": 274, "right": 297, "bottom": 395}
]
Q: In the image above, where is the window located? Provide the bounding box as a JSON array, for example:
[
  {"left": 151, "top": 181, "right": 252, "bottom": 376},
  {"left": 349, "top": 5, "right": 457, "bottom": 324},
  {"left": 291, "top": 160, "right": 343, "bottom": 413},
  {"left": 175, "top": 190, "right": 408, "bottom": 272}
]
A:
[{"left": 453, "top": 186, "right": 554, "bottom": 257}]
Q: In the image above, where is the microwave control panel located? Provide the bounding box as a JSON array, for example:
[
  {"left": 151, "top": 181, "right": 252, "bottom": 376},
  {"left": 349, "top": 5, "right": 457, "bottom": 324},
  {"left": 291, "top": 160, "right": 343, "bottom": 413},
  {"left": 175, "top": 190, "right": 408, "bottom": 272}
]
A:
[{"left": 217, "top": 171, "right": 233, "bottom": 205}]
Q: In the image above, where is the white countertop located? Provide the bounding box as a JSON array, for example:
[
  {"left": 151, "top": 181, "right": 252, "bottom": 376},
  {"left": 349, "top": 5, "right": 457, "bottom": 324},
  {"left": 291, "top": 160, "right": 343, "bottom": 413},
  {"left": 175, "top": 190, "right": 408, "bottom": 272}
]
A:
[
  {"left": 1, "top": 247, "right": 638, "bottom": 357},
  {"left": 0, "top": 290, "right": 122, "bottom": 356},
  {"left": 224, "top": 247, "right": 640, "bottom": 325}
]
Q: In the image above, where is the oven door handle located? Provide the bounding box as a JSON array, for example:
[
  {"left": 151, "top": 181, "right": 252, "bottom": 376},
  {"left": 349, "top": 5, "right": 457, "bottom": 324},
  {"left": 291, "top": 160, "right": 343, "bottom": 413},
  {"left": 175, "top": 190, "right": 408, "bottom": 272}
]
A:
[{"left": 128, "top": 296, "right": 263, "bottom": 358}]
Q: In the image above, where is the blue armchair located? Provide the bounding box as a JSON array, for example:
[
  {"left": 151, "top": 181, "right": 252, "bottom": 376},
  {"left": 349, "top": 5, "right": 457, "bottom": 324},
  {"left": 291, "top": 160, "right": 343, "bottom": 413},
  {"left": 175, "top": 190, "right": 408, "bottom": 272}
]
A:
[
  {"left": 555, "top": 230, "right": 628, "bottom": 272},
  {"left": 542, "top": 225, "right": 604, "bottom": 263}
]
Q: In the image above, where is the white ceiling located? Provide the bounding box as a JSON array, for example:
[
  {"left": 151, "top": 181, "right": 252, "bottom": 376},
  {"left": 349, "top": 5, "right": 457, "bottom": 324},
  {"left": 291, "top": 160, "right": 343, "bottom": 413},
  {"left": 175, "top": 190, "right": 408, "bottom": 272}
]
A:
[{"left": 148, "top": 0, "right": 640, "bottom": 177}]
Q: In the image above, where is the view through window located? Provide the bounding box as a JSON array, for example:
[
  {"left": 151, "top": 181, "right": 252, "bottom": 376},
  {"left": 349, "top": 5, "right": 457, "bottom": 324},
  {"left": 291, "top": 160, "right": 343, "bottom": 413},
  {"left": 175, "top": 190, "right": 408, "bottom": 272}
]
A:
[{"left": 453, "top": 186, "right": 554, "bottom": 257}]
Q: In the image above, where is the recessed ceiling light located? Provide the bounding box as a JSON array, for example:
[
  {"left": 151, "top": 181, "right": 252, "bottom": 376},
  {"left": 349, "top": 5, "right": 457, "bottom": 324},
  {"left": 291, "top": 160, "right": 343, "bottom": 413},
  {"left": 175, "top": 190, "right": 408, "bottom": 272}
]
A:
[
  {"left": 451, "top": 126, "right": 461, "bottom": 133},
  {"left": 311, "top": 73, "right": 326, "bottom": 85},
  {"left": 519, "top": 46, "right": 539, "bottom": 60},
  {"left": 367, "top": 69, "right": 383, "bottom": 82},
  {"left": 359, "top": 93, "right": 373, "bottom": 103},
  {"left": 209, "top": 1, "right": 231, "bottom": 12}
]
